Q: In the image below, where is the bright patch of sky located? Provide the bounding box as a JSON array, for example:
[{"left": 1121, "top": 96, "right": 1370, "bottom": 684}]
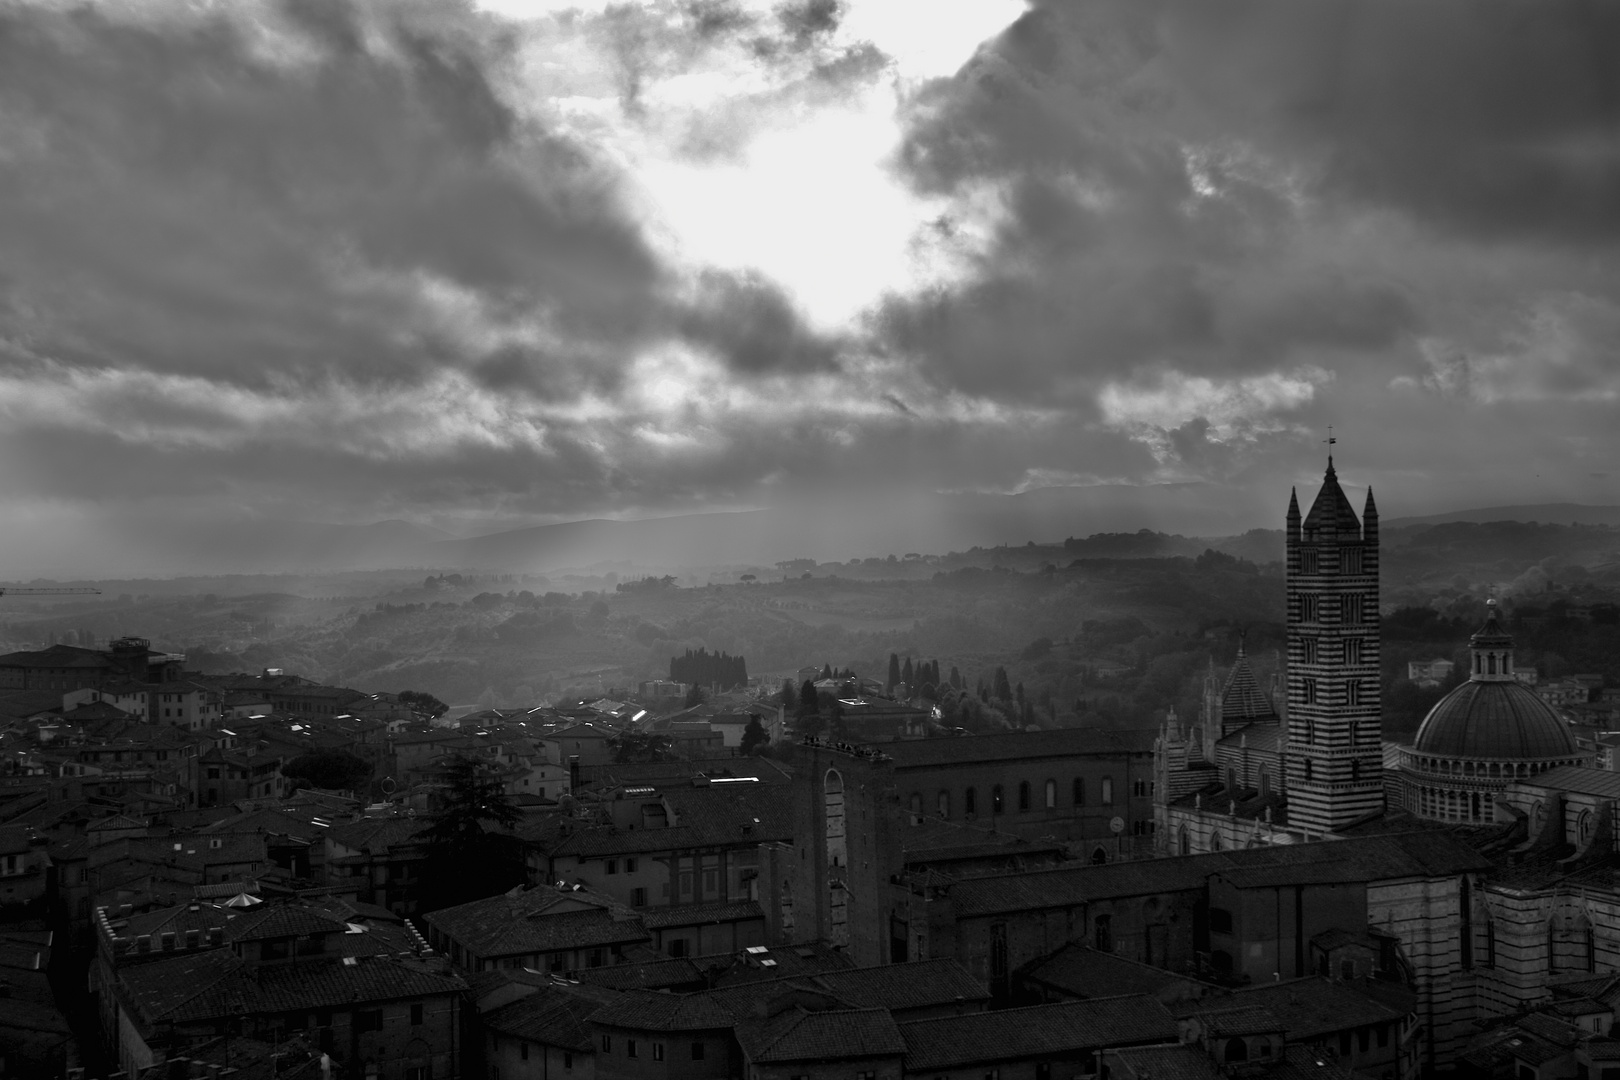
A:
[{"left": 481, "top": 0, "right": 1026, "bottom": 331}]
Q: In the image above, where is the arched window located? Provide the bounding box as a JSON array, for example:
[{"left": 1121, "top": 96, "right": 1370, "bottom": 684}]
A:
[
  {"left": 1091, "top": 846, "right": 1109, "bottom": 865},
  {"left": 1225, "top": 1039, "right": 1249, "bottom": 1063},
  {"left": 1073, "top": 778, "right": 1085, "bottom": 806},
  {"left": 1094, "top": 914, "right": 1112, "bottom": 952},
  {"left": 1018, "top": 781, "right": 1030, "bottom": 812},
  {"left": 1179, "top": 826, "right": 1191, "bottom": 856},
  {"left": 965, "top": 787, "right": 976, "bottom": 816},
  {"left": 1488, "top": 653, "right": 1497, "bottom": 675},
  {"left": 1484, "top": 919, "right": 1496, "bottom": 968},
  {"left": 1209, "top": 830, "right": 1223, "bottom": 852},
  {"left": 1045, "top": 779, "right": 1056, "bottom": 809},
  {"left": 992, "top": 785, "right": 1004, "bottom": 814},
  {"left": 1101, "top": 776, "right": 1114, "bottom": 805},
  {"left": 937, "top": 791, "right": 950, "bottom": 819}
]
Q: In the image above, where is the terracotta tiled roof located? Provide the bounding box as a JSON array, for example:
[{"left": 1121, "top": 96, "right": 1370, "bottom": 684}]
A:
[
  {"left": 1214, "top": 978, "right": 1414, "bottom": 1040},
  {"left": 424, "top": 886, "right": 647, "bottom": 959},
  {"left": 900, "top": 995, "right": 1178, "bottom": 1071},
  {"left": 1194, "top": 1005, "right": 1283, "bottom": 1037},
  {"left": 1110, "top": 1044, "right": 1223, "bottom": 1080},
  {"left": 883, "top": 728, "right": 1156, "bottom": 769},
  {"left": 639, "top": 901, "right": 762, "bottom": 929},
  {"left": 737, "top": 1007, "right": 906, "bottom": 1063},
  {"left": 571, "top": 957, "right": 706, "bottom": 991},
  {"left": 484, "top": 982, "right": 621, "bottom": 1050},
  {"left": 1019, "top": 942, "right": 1216, "bottom": 1000},
  {"left": 951, "top": 833, "right": 1492, "bottom": 917},
  {"left": 117, "top": 951, "right": 465, "bottom": 1022}
]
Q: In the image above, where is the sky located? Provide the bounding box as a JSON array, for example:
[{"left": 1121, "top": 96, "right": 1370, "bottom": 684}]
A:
[{"left": 1, "top": 0, "right": 1618, "bottom": 573}]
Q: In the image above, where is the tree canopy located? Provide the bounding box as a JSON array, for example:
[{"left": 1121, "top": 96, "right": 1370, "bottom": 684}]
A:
[
  {"left": 282, "top": 750, "right": 371, "bottom": 793},
  {"left": 397, "top": 690, "right": 448, "bottom": 720},
  {"left": 670, "top": 647, "right": 748, "bottom": 689},
  {"left": 420, "top": 753, "right": 524, "bottom": 911},
  {"left": 740, "top": 716, "right": 769, "bottom": 756}
]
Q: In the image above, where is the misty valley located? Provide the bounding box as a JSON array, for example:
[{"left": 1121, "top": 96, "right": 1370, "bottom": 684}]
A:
[{"left": 5, "top": 517, "right": 1618, "bottom": 742}]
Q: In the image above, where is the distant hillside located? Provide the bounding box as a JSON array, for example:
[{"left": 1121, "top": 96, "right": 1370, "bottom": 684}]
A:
[{"left": 1384, "top": 504, "right": 1620, "bottom": 528}]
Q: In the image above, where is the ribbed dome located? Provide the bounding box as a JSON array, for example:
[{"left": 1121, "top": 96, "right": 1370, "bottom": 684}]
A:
[{"left": 1412, "top": 679, "right": 1577, "bottom": 759}]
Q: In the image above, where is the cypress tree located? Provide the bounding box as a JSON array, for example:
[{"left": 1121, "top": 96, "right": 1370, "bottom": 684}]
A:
[{"left": 887, "top": 654, "right": 900, "bottom": 692}]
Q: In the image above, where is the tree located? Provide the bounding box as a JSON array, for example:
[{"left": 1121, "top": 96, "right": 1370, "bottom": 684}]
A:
[
  {"left": 282, "top": 750, "right": 372, "bottom": 794},
  {"left": 821, "top": 662, "right": 833, "bottom": 680},
  {"left": 420, "top": 754, "right": 524, "bottom": 910},
  {"left": 901, "top": 657, "right": 914, "bottom": 689},
  {"left": 684, "top": 684, "right": 707, "bottom": 708},
  {"left": 798, "top": 679, "right": 818, "bottom": 715},
  {"left": 740, "top": 716, "right": 769, "bottom": 756},
  {"left": 886, "top": 654, "right": 900, "bottom": 693},
  {"left": 398, "top": 690, "right": 449, "bottom": 721},
  {"left": 779, "top": 679, "right": 796, "bottom": 708},
  {"left": 993, "top": 666, "right": 1013, "bottom": 702},
  {"left": 608, "top": 730, "right": 675, "bottom": 764}
]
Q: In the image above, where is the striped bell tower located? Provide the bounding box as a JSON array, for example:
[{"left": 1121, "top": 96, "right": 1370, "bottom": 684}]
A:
[{"left": 1283, "top": 453, "right": 1384, "bottom": 835}]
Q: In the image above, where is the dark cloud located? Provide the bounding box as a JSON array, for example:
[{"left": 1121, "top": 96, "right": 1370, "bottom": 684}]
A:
[{"left": 1159, "top": 0, "right": 1620, "bottom": 243}]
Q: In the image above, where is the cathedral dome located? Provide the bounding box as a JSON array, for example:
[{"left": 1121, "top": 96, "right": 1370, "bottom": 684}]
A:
[
  {"left": 1411, "top": 600, "right": 1576, "bottom": 761},
  {"left": 1411, "top": 679, "right": 1577, "bottom": 760}
]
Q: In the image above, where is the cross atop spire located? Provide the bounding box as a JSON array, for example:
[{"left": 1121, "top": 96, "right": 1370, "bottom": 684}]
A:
[{"left": 1324, "top": 425, "right": 1337, "bottom": 474}]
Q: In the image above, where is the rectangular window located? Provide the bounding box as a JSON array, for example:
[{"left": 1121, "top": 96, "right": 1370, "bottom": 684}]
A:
[
  {"left": 588, "top": 948, "right": 604, "bottom": 968},
  {"left": 654, "top": 1043, "right": 665, "bottom": 1061},
  {"left": 522, "top": 1043, "right": 530, "bottom": 1061},
  {"left": 1209, "top": 908, "right": 1233, "bottom": 934},
  {"left": 1302, "top": 637, "right": 1319, "bottom": 665},
  {"left": 356, "top": 1010, "right": 382, "bottom": 1033},
  {"left": 631, "top": 887, "right": 647, "bottom": 907},
  {"left": 1344, "top": 638, "right": 1363, "bottom": 665},
  {"left": 411, "top": 1003, "right": 423, "bottom": 1026},
  {"left": 627, "top": 1039, "right": 638, "bottom": 1059},
  {"left": 692, "top": 1042, "right": 706, "bottom": 1061},
  {"left": 1133, "top": 779, "right": 1147, "bottom": 797},
  {"left": 1347, "top": 681, "right": 1362, "bottom": 707},
  {"left": 1342, "top": 548, "right": 1363, "bottom": 575},
  {"left": 606, "top": 859, "right": 618, "bottom": 875},
  {"left": 1073, "top": 778, "right": 1084, "bottom": 806},
  {"left": 1101, "top": 777, "right": 1113, "bottom": 805},
  {"left": 602, "top": 1035, "right": 612, "bottom": 1053},
  {"left": 564, "top": 1053, "right": 574, "bottom": 1069},
  {"left": 625, "top": 857, "right": 637, "bottom": 872},
  {"left": 669, "top": 938, "right": 689, "bottom": 958},
  {"left": 1343, "top": 594, "right": 1364, "bottom": 625},
  {"left": 1301, "top": 595, "right": 1319, "bottom": 622},
  {"left": 858, "top": 1073, "right": 875, "bottom": 1080}
]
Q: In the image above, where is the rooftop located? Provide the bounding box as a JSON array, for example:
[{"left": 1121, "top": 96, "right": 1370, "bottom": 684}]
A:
[{"left": 900, "top": 995, "right": 1179, "bottom": 1071}]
